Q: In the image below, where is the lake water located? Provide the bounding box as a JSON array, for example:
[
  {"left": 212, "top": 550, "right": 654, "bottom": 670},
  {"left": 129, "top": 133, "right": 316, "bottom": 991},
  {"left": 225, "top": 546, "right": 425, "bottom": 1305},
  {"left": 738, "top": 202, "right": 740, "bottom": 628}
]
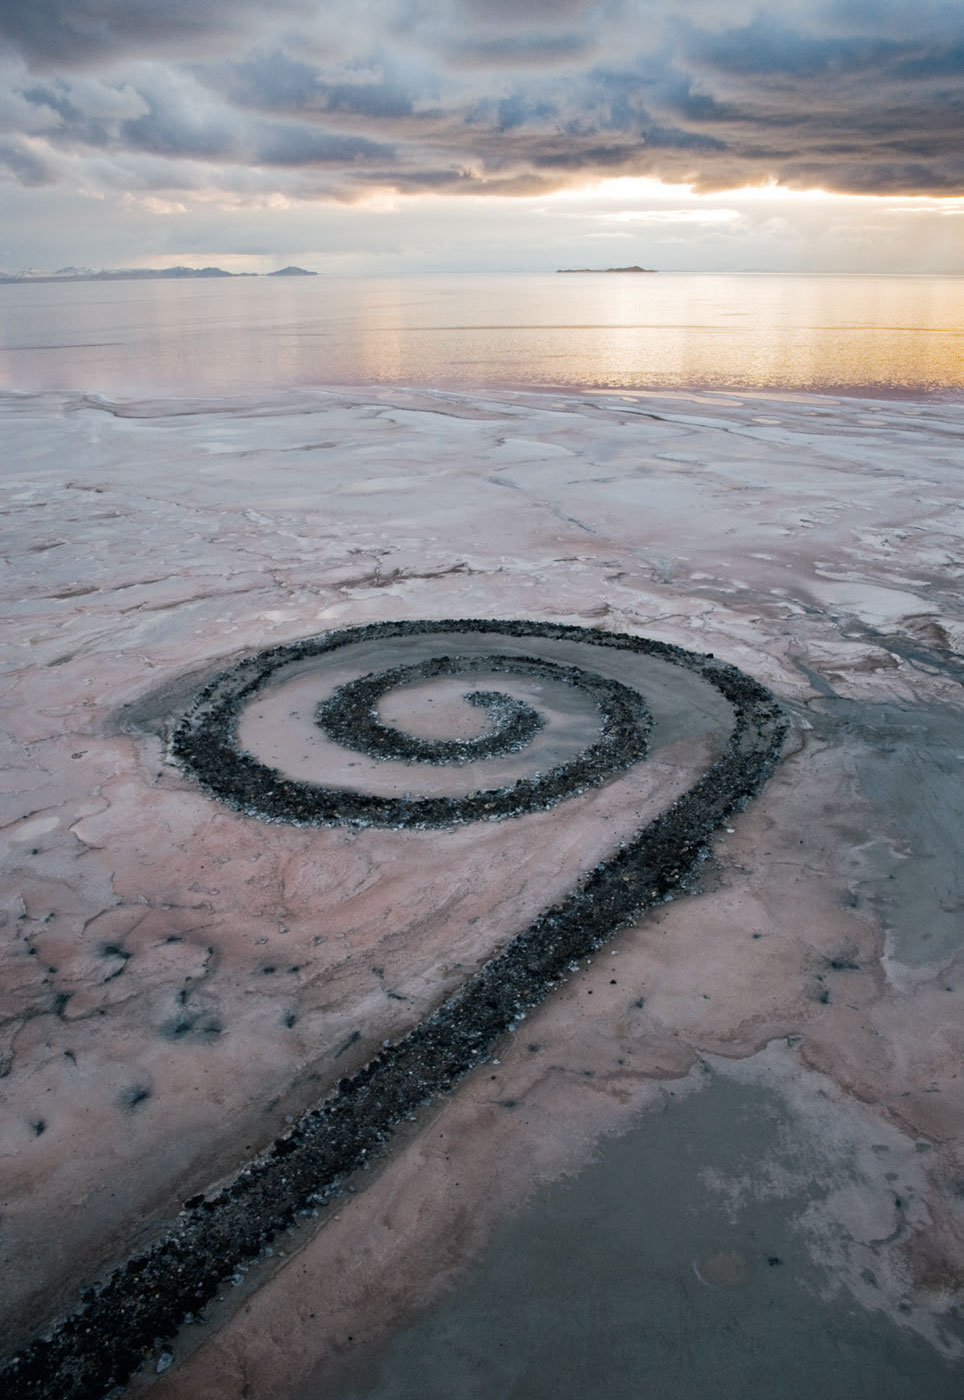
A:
[{"left": 1, "top": 273, "right": 962, "bottom": 397}]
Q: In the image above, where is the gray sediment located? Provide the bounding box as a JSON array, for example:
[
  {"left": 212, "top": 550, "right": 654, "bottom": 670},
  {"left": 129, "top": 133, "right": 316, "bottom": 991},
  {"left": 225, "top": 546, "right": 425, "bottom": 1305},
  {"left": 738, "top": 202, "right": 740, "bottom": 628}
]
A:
[{"left": 315, "top": 1062, "right": 964, "bottom": 1400}]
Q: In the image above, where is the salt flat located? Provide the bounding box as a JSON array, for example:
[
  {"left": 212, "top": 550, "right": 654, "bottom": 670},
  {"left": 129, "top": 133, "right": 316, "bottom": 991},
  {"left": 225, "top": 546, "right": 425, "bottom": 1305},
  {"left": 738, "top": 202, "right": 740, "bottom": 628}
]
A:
[{"left": 0, "top": 385, "right": 961, "bottom": 1396}]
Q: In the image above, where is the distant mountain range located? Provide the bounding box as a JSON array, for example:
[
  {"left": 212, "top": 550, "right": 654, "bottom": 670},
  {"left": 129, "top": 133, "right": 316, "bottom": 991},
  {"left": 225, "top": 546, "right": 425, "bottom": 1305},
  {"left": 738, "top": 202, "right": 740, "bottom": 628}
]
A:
[
  {"left": 556, "top": 265, "right": 657, "bottom": 274},
  {"left": 0, "top": 265, "right": 318, "bottom": 284}
]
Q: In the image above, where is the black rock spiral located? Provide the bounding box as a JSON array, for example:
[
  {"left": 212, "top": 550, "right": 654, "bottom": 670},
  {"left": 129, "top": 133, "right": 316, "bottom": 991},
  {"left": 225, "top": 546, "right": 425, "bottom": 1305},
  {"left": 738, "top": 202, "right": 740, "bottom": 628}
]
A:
[
  {"left": 1, "top": 619, "right": 787, "bottom": 1400},
  {"left": 316, "top": 655, "right": 551, "bottom": 765},
  {"left": 174, "top": 635, "right": 653, "bottom": 826}
]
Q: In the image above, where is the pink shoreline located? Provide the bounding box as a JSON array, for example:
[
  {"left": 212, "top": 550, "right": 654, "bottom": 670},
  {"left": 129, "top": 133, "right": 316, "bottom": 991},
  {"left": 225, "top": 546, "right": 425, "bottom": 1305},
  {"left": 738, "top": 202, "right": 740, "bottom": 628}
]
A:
[{"left": 4, "top": 378, "right": 964, "bottom": 403}]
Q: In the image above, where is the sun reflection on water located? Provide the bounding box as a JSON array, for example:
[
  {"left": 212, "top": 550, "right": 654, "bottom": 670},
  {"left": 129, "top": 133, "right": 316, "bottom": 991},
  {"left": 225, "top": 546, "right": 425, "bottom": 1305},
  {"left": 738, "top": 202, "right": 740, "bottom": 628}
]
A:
[{"left": 0, "top": 272, "right": 962, "bottom": 395}]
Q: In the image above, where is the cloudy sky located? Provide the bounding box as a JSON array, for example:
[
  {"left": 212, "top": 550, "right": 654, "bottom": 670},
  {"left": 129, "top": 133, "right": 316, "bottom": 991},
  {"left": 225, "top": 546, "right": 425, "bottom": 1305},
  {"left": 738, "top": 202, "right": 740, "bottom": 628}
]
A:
[{"left": 1, "top": 0, "right": 962, "bottom": 274}]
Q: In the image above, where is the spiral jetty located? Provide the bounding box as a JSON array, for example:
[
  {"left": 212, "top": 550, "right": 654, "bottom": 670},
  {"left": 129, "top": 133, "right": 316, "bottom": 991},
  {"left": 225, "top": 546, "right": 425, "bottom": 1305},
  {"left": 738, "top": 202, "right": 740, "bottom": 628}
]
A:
[{"left": 1, "top": 619, "right": 787, "bottom": 1399}]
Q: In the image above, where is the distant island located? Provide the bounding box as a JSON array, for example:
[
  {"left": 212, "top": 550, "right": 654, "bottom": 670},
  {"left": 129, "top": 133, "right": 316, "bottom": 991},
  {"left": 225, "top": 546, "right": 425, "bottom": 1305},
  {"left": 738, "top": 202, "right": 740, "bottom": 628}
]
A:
[
  {"left": 557, "top": 265, "right": 657, "bottom": 274},
  {"left": 0, "top": 265, "right": 318, "bottom": 285}
]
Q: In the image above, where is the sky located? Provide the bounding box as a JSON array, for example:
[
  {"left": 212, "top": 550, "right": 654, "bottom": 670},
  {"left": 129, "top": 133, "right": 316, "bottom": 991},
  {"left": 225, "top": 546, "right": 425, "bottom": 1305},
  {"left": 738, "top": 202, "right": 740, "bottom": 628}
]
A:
[{"left": 1, "top": 0, "right": 962, "bottom": 274}]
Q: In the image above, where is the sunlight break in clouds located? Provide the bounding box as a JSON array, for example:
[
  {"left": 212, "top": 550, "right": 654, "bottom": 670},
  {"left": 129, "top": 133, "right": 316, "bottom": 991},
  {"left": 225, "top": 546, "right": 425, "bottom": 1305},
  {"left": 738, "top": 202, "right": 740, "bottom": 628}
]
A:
[{"left": 0, "top": 1, "right": 962, "bottom": 271}]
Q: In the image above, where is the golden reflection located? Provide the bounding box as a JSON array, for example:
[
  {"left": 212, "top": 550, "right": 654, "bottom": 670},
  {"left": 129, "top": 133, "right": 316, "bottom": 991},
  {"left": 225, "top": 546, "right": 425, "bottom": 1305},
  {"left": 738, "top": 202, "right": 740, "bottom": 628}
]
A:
[{"left": 0, "top": 273, "right": 962, "bottom": 395}]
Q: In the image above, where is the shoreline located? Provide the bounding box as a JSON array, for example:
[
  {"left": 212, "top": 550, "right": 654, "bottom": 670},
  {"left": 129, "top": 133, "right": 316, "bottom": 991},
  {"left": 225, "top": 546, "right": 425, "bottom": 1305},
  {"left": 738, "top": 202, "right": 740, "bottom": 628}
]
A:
[{"left": 3, "top": 379, "right": 964, "bottom": 406}]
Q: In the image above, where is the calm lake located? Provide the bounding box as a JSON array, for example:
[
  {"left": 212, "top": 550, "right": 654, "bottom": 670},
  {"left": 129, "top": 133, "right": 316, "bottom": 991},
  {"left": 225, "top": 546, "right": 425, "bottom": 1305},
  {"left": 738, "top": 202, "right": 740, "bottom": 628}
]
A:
[{"left": 1, "top": 272, "right": 962, "bottom": 397}]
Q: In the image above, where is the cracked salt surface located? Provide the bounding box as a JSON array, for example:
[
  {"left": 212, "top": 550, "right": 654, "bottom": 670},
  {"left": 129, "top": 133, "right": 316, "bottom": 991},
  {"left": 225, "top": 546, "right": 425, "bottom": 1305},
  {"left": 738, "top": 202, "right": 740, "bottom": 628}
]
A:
[{"left": 0, "top": 384, "right": 962, "bottom": 1398}]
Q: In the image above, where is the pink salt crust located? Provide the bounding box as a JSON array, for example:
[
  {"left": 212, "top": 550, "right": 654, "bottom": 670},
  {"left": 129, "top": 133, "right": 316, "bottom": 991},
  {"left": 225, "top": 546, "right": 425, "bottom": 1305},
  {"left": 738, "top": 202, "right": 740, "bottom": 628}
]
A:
[{"left": 1, "top": 384, "right": 961, "bottom": 1390}]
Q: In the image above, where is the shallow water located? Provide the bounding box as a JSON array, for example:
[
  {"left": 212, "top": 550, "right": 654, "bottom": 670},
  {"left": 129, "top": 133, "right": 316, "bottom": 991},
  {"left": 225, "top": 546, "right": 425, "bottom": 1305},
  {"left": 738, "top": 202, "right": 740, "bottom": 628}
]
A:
[
  {"left": 314, "top": 1055, "right": 964, "bottom": 1400},
  {"left": 1, "top": 272, "right": 963, "bottom": 396}
]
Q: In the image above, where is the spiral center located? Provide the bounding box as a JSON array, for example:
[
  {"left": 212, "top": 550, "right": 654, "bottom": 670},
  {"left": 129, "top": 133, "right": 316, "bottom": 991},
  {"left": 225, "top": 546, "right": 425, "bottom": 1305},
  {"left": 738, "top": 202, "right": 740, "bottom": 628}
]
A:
[
  {"left": 315, "top": 656, "right": 561, "bottom": 765},
  {"left": 172, "top": 623, "right": 658, "bottom": 829}
]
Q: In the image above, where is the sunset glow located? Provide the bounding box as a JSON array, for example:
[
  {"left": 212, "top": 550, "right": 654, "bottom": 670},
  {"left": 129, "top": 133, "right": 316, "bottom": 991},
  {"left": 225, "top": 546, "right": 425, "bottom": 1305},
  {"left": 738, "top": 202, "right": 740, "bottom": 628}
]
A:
[{"left": 1, "top": 1, "right": 961, "bottom": 275}]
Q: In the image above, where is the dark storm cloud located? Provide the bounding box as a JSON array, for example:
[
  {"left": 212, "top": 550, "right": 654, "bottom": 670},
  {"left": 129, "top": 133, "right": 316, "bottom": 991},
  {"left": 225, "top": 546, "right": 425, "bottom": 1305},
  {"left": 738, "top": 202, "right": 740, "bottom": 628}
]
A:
[
  {"left": 228, "top": 51, "right": 415, "bottom": 120},
  {"left": 21, "top": 84, "right": 113, "bottom": 149},
  {"left": 0, "top": 140, "right": 52, "bottom": 185},
  {"left": 255, "top": 124, "right": 396, "bottom": 167},
  {"left": 493, "top": 95, "right": 558, "bottom": 132},
  {"left": 120, "top": 102, "right": 238, "bottom": 161},
  {"left": 683, "top": 18, "right": 901, "bottom": 79},
  {"left": 0, "top": 0, "right": 961, "bottom": 200},
  {"left": 22, "top": 84, "right": 82, "bottom": 124},
  {"left": 0, "top": 0, "right": 306, "bottom": 67},
  {"left": 454, "top": 0, "right": 597, "bottom": 17},
  {"left": 438, "top": 31, "right": 596, "bottom": 67},
  {"left": 892, "top": 44, "right": 964, "bottom": 81}
]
